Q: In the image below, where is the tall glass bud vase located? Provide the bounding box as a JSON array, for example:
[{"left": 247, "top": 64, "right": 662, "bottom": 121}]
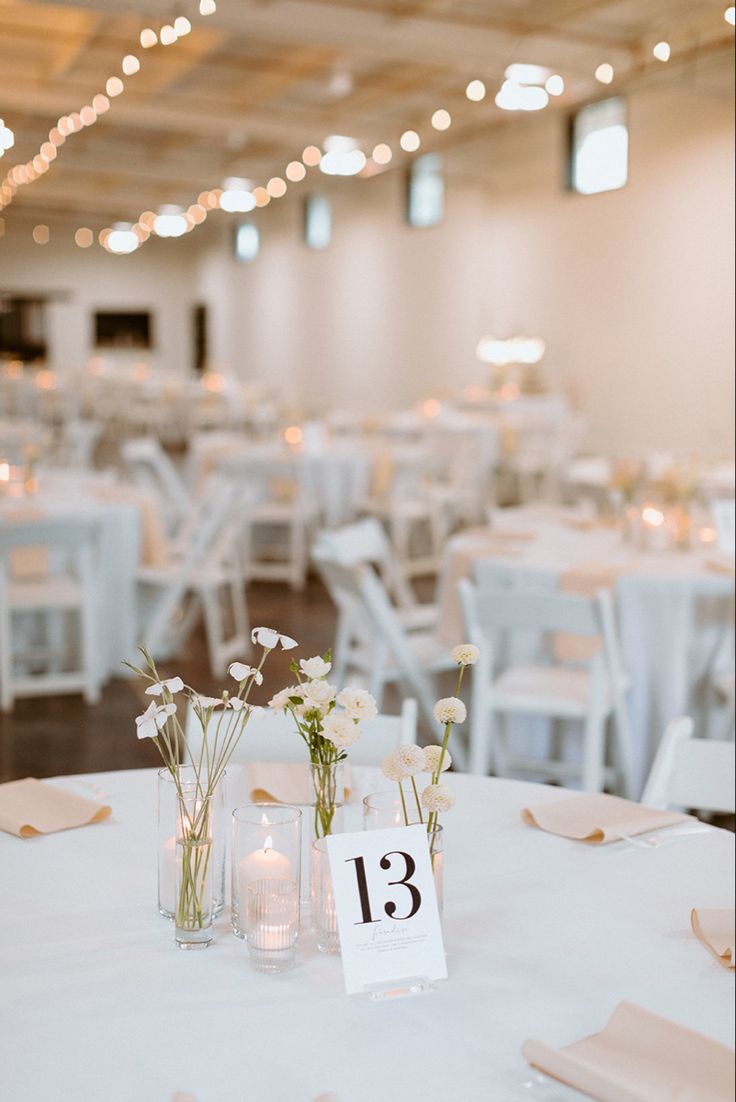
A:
[
  {"left": 158, "top": 767, "right": 225, "bottom": 919},
  {"left": 175, "top": 789, "right": 214, "bottom": 950},
  {"left": 310, "top": 761, "right": 344, "bottom": 840}
]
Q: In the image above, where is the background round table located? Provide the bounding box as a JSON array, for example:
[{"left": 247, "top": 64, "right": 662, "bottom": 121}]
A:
[{"left": 1, "top": 768, "right": 732, "bottom": 1102}]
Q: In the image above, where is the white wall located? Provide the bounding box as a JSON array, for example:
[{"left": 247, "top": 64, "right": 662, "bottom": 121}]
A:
[
  {"left": 192, "top": 80, "right": 734, "bottom": 453},
  {"left": 0, "top": 229, "right": 198, "bottom": 377}
]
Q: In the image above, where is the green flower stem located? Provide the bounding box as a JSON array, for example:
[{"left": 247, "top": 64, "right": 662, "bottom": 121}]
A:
[
  {"left": 409, "top": 775, "right": 424, "bottom": 824},
  {"left": 398, "top": 780, "right": 409, "bottom": 825}
]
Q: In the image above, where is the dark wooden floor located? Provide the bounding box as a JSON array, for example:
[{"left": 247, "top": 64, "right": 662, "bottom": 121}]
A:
[{"left": 0, "top": 575, "right": 339, "bottom": 782}]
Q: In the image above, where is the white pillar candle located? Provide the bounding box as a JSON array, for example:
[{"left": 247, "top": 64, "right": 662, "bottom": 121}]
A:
[{"left": 238, "top": 835, "right": 292, "bottom": 907}]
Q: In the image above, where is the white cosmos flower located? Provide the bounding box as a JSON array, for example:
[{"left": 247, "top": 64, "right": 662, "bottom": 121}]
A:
[
  {"left": 251, "top": 627, "right": 298, "bottom": 650},
  {"left": 336, "top": 687, "right": 378, "bottom": 721},
  {"left": 301, "top": 680, "right": 336, "bottom": 713},
  {"left": 194, "top": 694, "right": 226, "bottom": 710},
  {"left": 269, "top": 686, "right": 301, "bottom": 712},
  {"left": 299, "top": 656, "right": 332, "bottom": 680},
  {"left": 145, "top": 676, "right": 184, "bottom": 697},
  {"left": 381, "top": 752, "right": 404, "bottom": 783},
  {"left": 433, "top": 697, "right": 467, "bottom": 725},
  {"left": 395, "top": 744, "right": 426, "bottom": 777},
  {"left": 135, "top": 701, "right": 176, "bottom": 739},
  {"left": 322, "top": 713, "right": 361, "bottom": 749},
  {"left": 229, "top": 662, "right": 263, "bottom": 684},
  {"left": 451, "top": 643, "right": 480, "bottom": 667},
  {"left": 421, "top": 783, "right": 456, "bottom": 813},
  {"left": 423, "top": 745, "right": 452, "bottom": 774},
  {"left": 229, "top": 697, "right": 247, "bottom": 712}
]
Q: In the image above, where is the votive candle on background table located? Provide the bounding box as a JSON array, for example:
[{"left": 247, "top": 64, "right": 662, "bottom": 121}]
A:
[{"left": 231, "top": 804, "right": 302, "bottom": 939}]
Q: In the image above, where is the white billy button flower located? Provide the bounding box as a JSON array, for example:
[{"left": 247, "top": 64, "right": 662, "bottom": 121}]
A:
[
  {"left": 322, "top": 713, "right": 361, "bottom": 749},
  {"left": 381, "top": 752, "right": 404, "bottom": 783},
  {"left": 395, "top": 744, "right": 426, "bottom": 777},
  {"left": 336, "top": 687, "right": 378, "bottom": 721},
  {"left": 423, "top": 745, "right": 452, "bottom": 773},
  {"left": 251, "top": 627, "right": 298, "bottom": 651},
  {"left": 145, "top": 676, "right": 184, "bottom": 697},
  {"left": 299, "top": 656, "right": 331, "bottom": 680},
  {"left": 229, "top": 662, "right": 263, "bottom": 684},
  {"left": 421, "top": 783, "right": 456, "bottom": 813},
  {"left": 451, "top": 643, "right": 480, "bottom": 667},
  {"left": 135, "top": 701, "right": 176, "bottom": 739},
  {"left": 433, "top": 697, "right": 467, "bottom": 725}
]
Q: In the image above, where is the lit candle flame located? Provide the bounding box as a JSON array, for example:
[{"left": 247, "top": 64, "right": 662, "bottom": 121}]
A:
[
  {"left": 0, "top": 462, "right": 9, "bottom": 482},
  {"left": 263, "top": 834, "right": 273, "bottom": 853},
  {"left": 642, "top": 506, "right": 665, "bottom": 527}
]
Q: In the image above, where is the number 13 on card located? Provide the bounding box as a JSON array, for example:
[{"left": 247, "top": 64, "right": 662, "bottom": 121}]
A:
[{"left": 326, "top": 825, "right": 447, "bottom": 995}]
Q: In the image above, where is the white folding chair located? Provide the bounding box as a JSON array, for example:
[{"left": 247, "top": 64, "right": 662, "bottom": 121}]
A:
[
  {"left": 0, "top": 517, "right": 102, "bottom": 711},
  {"left": 184, "top": 697, "right": 417, "bottom": 768},
  {"left": 53, "top": 419, "right": 101, "bottom": 469},
  {"left": 136, "top": 479, "right": 250, "bottom": 676},
  {"left": 223, "top": 452, "right": 319, "bottom": 591},
  {"left": 312, "top": 552, "right": 461, "bottom": 754},
  {"left": 459, "top": 577, "right": 634, "bottom": 795},
  {"left": 313, "top": 517, "right": 437, "bottom": 685},
  {"left": 642, "top": 717, "right": 735, "bottom": 814},
  {"left": 121, "top": 436, "right": 191, "bottom": 538}
]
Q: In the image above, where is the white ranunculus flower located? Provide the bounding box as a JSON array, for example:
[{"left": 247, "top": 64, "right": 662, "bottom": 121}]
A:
[
  {"left": 423, "top": 745, "right": 452, "bottom": 774},
  {"left": 268, "top": 686, "right": 301, "bottom": 712},
  {"left": 336, "top": 687, "right": 378, "bottom": 721},
  {"left": 299, "top": 656, "right": 332, "bottom": 680},
  {"left": 322, "top": 713, "right": 361, "bottom": 749},
  {"left": 145, "top": 676, "right": 184, "bottom": 697},
  {"left": 421, "top": 783, "right": 456, "bottom": 813},
  {"left": 251, "top": 626, "right": 298, "bottom": 651},
  {"left": 451, "top": 643, "right": 480, "bottom": 667},
  {"left": 229, "top": 662, "right": 263, "bottom": 684},
  {"left": 381, "top": 752, "right": 404, "bottom": 783},
  {"left": 301, "top": 679, "right": 336, "bottom": 713},
  {"left": 395, "top": 744, "right": 426, "bottom": 777},
  {"left": 433, "top": 697, "right": 467, "bottom": 725},
  {"left": 135, "top": 700, "right": 176, "bottom": 739}
]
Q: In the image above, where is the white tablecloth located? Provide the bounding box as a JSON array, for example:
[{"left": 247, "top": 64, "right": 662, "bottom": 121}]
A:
[
  {"left": 439, "top": 507, "right": 735, "bottom": 791},
  {"left": 1, "top": 767, "right": 733, "bottom": 1102},
  {"left": 0, "top": 477, "right": 143, "bottom": 679}
]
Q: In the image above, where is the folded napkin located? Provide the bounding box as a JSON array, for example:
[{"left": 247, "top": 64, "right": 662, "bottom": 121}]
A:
[
  {"left": 523, "top": 1001, "right": 735, "bottom": 1102},
  {"left": 521, "top": 793, "right": 690, "bottom": 844},
  {"left": 691, "top": 909, "right": 735, "bottom": 970},
  {"left": 246, "top": 762, "right": 352, "bottom": 806},
  {"left": 0, "top": 777, "right": 111, "bottom": 838}
]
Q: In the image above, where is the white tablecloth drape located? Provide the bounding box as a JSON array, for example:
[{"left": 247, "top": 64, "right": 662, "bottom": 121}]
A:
[
  {"left": 438, "top": 508, "right": 735, "bottom": 792},
  {"left": 1, "top": 767, "right": 732, "bottom": 1102}
]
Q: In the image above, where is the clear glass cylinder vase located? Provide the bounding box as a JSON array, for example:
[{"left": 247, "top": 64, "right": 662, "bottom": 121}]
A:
[
  {"left": 311, "top": 836, "right": 340, "bottom": 954},
  {"left": 310, "top": 760, "right": 345, "bottom": 840},
  {"left": 175, "top": 790, "right": 214, "bottom": 950},
  {"left": 158, "top": 767, "right": 226, "bottom": 919}
]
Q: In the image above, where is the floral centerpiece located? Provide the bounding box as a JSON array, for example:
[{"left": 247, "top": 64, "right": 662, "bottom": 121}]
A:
[
  {"left": 269, "top": 653, "right": 377, "bottom": 839},
  {"left": 128, "top": 626, "right": 297, "bottom": 948},
  {"left": 380, "top": 644, "right": 478, "bottom": 866}
]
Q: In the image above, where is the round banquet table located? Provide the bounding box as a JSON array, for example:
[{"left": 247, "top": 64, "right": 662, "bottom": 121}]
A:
[
  {"left": 0, "top": 474, "right": 148, "bottom": 680},
  {"left": 1, "top": 767, "right": 733, "bottom": 1102},
  {"left": 438, "top": 505, "right": 735, "bottom": 793}
]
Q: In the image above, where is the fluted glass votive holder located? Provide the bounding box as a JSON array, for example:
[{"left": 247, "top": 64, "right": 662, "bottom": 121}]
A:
[
  {"left": 362, "top": 790, "right": 422, "bottom": 829},
  {"left": 246, "top": 878, "right": 300, "bottom": 972},
  {"left": 231, "top": 804, "right": 302, "bottom": 940},
  {"left": 311, "top": 837, "right": 340, "bottom": 954}
]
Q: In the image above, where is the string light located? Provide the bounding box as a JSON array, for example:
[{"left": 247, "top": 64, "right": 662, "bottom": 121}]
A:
[
  {"left": 726, "top": 6, "right": 735, "bottom": 25},
  {"left": 140, "top": 28, "right": 157, "bottom": 48},
  {"left": 302, "top": 145, "right": 322, "bottom": 167},
  {"left": 399, "top": 130, "right": 420, "bottom": 152},
  {"left": 199, "top": 0, "right": 217, "bottom": 14},
  {"left": 106, "top": 77, "right": 124, "bottom": 97},
  {"left": 160, "top": 24, "right": 177, "bottom": 45},
  {"left": 122, "top": 54, "right": 141, "bottom": 76},
  {"left": 372, "top": 143, "right": 392, "bottom": 165},
  {"left": 32, "top": 224, "right": 50, "bottom": 244},
  {"left": 0, "top": 119, "right": 14, "bottom": 156},
  {"left": 595, "top": 62, "right": 614, "bottom": 83},
  {"left": 465, "top": 79, "right": 486, "bottom": 102},
  {"left": 652, "top": 41, "right": 671, "bottom": 61},
  {"left": 545, "top": 74, "right": 564, "bottom": 96},
  {"left": 75, "top": 227, "right": 94, "bottom": 248},
  {"left": 174, "top": 17, "right": 192, "bottom": 36},
  {"left": 431, "top": 109, "right": 451, "bottom": 130},
  {"left": 285, "top": 160, "right": 306, "bottom": 181}
]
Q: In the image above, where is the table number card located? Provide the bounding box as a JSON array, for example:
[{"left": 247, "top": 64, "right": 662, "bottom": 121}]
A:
[{"left": 326, "top": 824, "right": 447, "bottom": 996}]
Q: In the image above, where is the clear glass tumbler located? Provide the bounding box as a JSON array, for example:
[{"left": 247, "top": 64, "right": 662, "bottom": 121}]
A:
[{"left": 231, "top": 804, "right": 302, "bottom": 940}]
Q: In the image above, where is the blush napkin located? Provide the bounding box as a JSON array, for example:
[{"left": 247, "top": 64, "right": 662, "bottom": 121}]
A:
[
  {"left": 0, "top": 777, "right": 111, "bottom": 838},
  {"left": 691, "top": 909, "right": 735, "bottom": 970},
  {"left": 523, "top": 1001, "right": 735, "bottom": 1102},
  {"left": 521, "top": 792, "right": 690, "bottom": 844},
  {"left": 247, "top": 762, "right": 352, "bottom": 805}
]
